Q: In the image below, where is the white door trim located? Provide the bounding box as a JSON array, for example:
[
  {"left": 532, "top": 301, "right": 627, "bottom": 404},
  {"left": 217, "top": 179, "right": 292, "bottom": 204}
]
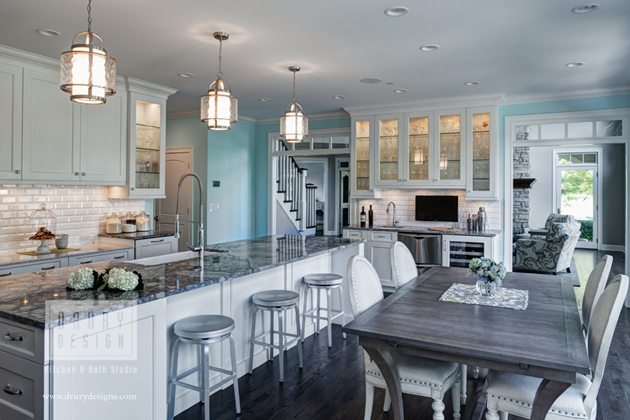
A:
[
  {"left": 295, "top": 157, "right": 329, "bottom": 234},
  {"left": 334, "top": 157, "right": 350, "bottom": 236}
]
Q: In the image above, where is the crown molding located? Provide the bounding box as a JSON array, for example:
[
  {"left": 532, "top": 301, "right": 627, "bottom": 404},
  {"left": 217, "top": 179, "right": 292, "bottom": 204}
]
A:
[
  {"left": 126, "top": 77, "right": 177, "bottom": 98},
  {"left": 343, "top": 94, "right": 504, "bottom": 116},
  {"left": 0, "top": 44, "right": 58, "bottom": 69},
  {"left": 501, "top": 87, "right": 630, "bottom": 105},
  {"left": 167, "top": 109, "right": 256, "bottom": 123}
]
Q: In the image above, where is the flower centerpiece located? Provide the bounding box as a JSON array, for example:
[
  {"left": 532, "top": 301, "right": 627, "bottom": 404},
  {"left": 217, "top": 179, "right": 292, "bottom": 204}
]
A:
[
  {"left": 101, "top": 268, "right": 140, "bottom": 292},
  {"left": 468, "top": 257, "right": 506, "bottom": 297},
  {"left": 67, "top": 267, "right": 97, "bottom": 290}
]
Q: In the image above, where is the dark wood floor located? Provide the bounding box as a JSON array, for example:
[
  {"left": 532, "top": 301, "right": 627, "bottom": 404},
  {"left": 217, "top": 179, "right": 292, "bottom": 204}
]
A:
[{"left": 177, "top": 250, "right": 629, "bottom": 420}]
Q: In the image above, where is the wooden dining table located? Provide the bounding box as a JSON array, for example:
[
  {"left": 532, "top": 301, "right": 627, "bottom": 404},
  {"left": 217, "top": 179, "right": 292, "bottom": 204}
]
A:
[{"left": 342, "top": 266, "right": 590, "bottom": 420}]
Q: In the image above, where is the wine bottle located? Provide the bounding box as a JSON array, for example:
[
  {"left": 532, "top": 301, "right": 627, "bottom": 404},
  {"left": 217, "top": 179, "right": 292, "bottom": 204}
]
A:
[
  {"left": 368, "top": 205, "right": 374, "bottom": 228},
  {"left": 360, "top": 206, "right": 366, "bottom": 228}
]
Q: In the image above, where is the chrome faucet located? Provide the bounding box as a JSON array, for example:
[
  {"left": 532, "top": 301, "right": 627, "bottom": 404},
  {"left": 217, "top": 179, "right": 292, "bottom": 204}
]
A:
[
  {"left": 175, "top": 172, "right": 205, "bottom": 269},
  {"left": 386, "top": 201, "right": 398, "bottom": 227}
]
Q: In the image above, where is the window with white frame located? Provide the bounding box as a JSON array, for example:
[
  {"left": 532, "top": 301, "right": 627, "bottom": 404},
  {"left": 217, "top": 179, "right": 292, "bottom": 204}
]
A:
[{"left": 515, "top": 119, "right": 623, "bottom": 141}]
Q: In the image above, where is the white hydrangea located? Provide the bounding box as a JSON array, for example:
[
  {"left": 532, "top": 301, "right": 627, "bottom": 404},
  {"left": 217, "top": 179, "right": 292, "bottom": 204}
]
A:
[
  {"left": 67, "top": 267, "right": 95, "bottom": 290},
  {"left": 105, "top": 268, "right": 139, "bottom": 291}
]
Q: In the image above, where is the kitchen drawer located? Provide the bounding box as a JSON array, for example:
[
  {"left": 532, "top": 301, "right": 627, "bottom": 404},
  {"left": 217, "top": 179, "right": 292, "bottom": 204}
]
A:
[
  {"left": 343, "top": 230, "right": 365, "bottom": 240},
  {"left": 135, "top": 236, "right": 178, "bottom": 259},
  {"left": 0, "top": 258, "right": 66, "bottom": 277},
  {"left": 368, "top": 231, "right": 397, "bottom": 242},
  {"left": 0, "top": 350, "right": 44, "bottom": 420},
  {"left": 68, "top": 249, "right": 132, "bottom": 266},
  {"left": 0, "top": 319, "right": 44, "bottom": 364}
]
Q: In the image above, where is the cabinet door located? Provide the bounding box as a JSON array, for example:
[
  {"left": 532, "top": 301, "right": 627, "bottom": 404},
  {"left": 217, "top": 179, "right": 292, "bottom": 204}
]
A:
[
  {"left": 0, "top": 62, "right": 22, "bottom": 180},
  {"left": 403, "top": 113, "right": 433, "bottom": 186},
  {"left": 466, "top": 107, "right": 497, "bottom": 199},
  {"left": 375, "top": 114, "right": 404, "bottom": 186},
  {"left": 434, "top": 110, "right": 465, "bottom": 186},
  {"left": 79, "top": 92, "right": 127, "bottom": 184},
  {"left": 135, "top": 237, "right": 177, "bottom": 259},
  {"left": 366, "top": 241, "right": 394, "bottom": 288},
  {"left": 22, "top": 68, "right": 80, "bottom": 182},
  {"left": 350, "top": 117, "right": 375, "bottom": 197}
]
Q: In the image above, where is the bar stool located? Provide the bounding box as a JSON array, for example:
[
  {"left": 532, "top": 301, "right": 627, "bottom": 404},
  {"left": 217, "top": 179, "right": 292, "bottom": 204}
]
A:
[
  {"left": 167, "top": 315, "right": 240, "bottom": 420},
  {"left": 301, "top": 273, "right": 345, "bottom": 348},
  {"left": 247, "top": 290, "right": 303, "bottom": 383}
]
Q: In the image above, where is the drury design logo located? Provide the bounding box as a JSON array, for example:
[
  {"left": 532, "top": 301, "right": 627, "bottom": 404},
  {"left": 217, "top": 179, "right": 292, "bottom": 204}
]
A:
[{"left": 47, "top": 300, "right": 138, "bottom": 361}]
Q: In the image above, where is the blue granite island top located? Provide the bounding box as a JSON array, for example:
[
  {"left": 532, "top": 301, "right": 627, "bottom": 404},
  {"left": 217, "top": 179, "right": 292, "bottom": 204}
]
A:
[{"left": 0, "top": 235, "right": 362, "bottom": 329}]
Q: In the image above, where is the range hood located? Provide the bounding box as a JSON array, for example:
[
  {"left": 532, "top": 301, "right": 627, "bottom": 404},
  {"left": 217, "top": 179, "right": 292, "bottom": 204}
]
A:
[{"left": 513, "top": 178, "right": 537, "bottom": 189}]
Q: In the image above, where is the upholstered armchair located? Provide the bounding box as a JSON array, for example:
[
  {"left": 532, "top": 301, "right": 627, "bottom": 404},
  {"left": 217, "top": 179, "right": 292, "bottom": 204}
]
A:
[
  {"left": 527, "top": 213, "right": 576, "bottom": 239},
  {"left": 513, "top": 221, "right": 581, "bottom": 274}
]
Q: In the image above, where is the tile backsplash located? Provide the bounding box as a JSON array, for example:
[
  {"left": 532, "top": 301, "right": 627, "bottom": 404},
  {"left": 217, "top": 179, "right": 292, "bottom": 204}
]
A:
[
  {"left": 358, "top": 189, "right": 501, "bottom": 230},
  {"left": 0, "top": 185, "right": 146, "bottom": 252}
]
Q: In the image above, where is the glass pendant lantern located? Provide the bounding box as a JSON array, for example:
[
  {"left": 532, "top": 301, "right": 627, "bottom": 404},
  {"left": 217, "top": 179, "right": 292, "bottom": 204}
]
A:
[
  {"left": 60, "top": 0, "right": 116, "bottom": 104},
  {"left": 280, "top": 66, "right": 309, "bottom": 143},
  {"left": 201, "top": 32, "right": 238, "bottom": 130}
]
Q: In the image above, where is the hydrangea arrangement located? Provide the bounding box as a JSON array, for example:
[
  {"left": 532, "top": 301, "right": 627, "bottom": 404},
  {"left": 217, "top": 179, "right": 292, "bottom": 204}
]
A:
[
  {"left": 468, "top": 257, "right": 506, "bottom": 284},
  {"left": 66, "top": 267, "right": 97, "bottom": 290},
  {"left": 102, "top": 268, "right": 139, "bottom": 292}
]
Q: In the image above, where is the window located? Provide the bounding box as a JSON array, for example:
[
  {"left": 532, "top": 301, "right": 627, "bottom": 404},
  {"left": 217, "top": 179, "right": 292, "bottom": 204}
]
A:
[
  {"left": 557, "top": 152, "right": 597, "bottom": 165},
  {"left": 515, "top": 117, "right": 624, "bottom": 142}
]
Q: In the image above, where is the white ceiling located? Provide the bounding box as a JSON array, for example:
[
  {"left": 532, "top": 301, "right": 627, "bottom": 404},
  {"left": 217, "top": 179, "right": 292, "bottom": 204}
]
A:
[{"left": 1, "top": 0, "right": 629, "bottom": 119}]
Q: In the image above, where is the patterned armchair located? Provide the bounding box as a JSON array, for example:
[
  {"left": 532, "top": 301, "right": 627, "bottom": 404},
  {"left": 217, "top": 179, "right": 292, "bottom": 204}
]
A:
[
  {"left": 527, "top": 213, "right": 576, "bottom": 239},
  {"left": 513, "top": 221, "right": 581, "bottom": 274}
]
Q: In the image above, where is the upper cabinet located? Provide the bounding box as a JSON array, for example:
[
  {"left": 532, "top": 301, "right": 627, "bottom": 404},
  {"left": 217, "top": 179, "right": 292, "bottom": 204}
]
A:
[
  {"left": 349, "top": 104, "right": 497, "bottom": 199},
  {"left": 0, "top": 61, "right": 22, "bottom": 180}
]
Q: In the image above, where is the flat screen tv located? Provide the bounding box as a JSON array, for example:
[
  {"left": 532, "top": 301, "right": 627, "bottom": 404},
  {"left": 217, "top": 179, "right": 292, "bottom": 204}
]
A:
[{"left": 415, "top": 195, "right": 458, "bottom": 222}]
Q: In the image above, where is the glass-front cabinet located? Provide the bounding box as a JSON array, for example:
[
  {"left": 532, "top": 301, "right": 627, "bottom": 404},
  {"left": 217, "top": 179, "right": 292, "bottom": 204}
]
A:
[
  {"left": 350, "top": 117, "right": 375, "bottom": 197},
  {"left": 434, "top": 110, "right": 465, "bottom": 186},
  {"left": 375, "top": 115, "right": 404, "bottom": 186},
  {"left": 403, "top": 113, "right": 433, "bottom": 186},
  {"left": 466, "top": 106, "right": 497, "bottom": 199}
]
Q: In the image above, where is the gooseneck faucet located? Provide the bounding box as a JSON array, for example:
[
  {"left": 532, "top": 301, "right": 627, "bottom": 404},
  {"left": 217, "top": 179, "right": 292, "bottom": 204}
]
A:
[
  {"left": 175, "top": 172, "right": 205, "bottom": 268},
  {"left": 386, "top": 201, "right": 398, "bottom": 227}
]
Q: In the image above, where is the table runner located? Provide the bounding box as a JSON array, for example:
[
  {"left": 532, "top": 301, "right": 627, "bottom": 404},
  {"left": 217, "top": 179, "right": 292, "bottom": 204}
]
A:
[{"left": 439, "top": 282, "right": 529, "bottom": 310}]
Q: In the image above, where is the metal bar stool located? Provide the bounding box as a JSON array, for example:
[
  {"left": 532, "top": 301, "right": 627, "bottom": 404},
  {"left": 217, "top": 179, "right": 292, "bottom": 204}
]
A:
[
  {"left": 301, "top": 273, "right": 345, "bottom": 348},
  {"left": 167, "top": 315, "right": 241, "bottom": 420},
  {"left": 247, "top": 290, "right": 303, "bottom": 383}
]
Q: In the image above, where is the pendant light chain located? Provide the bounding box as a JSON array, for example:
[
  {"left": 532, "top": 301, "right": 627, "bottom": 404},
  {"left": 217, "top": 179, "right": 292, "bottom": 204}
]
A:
[
  {"left": 292, "top": 69, "right": 297, "bottom": 101},
  {"left": 217, "top": 38, "right": 223, "bottom": 79},
  {"left": 87, "top": 0, "right": 93, "bottom": 33}
]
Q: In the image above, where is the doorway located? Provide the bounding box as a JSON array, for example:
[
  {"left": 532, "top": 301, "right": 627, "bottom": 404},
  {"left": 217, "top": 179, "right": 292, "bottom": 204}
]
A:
[
  {"left": 294, "top": 158, "right": 328, "bottom": 236},
  {"left": 553, "top": 149, "right": 601, "bottom": 249},
  {"left": 155, "top": 147, "right": 192, "bottom": 250},
  {"left": 336, "top": 158, "right": 350, "bottom": 236}
]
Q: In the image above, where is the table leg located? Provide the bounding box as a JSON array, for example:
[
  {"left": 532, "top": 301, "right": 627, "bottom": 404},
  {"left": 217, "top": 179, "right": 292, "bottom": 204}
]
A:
[
  {"left": 530, "top": 379, "right": 571, "bottom": 420},
  {"left": 363, "top": 346, "right": 404, "bottom": 420}
]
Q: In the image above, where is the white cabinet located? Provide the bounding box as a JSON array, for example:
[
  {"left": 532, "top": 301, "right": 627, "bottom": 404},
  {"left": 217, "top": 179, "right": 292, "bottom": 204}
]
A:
[
  {"left": 350, "top": 117, "right": 377, "bottom": 197},
  {"left": 466, "top": 106, "right": 498, "bottom": 199},
  {"left": 68, "top": 249, "right": 132, "bottom": 266},
  {"left": 403, "top": 112, "right": 434, "bottom": 186},
  {"left": 343, "top": 228, "right": 396, "bottom": 291},
  {"left": 0, "top": 258, "right": 66, "bottom": 277},
  {"left": 135, "top": 236, "right": 178, "bottom": 259},
  {"left": 434, "top": 109, "right": 466, "bottom": 187},
  {"left": 441, "top": 234, "right": 499, "bottom": 268},
  {"left": 0, "top": 62, "right": 22, "bottom": 180},
  {"left": 374, "top": 114, "right": 405, "bottom": 187}
]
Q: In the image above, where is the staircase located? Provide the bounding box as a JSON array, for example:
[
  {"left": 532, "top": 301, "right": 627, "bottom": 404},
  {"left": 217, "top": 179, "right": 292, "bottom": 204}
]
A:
[{"left": 275, "top": 140, "right": 317, "bottom": 236}]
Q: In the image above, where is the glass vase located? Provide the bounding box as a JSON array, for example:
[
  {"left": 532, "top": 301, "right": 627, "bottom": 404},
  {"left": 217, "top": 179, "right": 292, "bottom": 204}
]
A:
[{"left": 476, "top": 276, "right": 498, "bottom": 297}]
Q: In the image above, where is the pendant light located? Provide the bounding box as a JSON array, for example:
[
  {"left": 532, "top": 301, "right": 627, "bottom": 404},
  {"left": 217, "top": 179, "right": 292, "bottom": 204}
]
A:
[
  {"left": 201, "top": 32, "right": 238, "bottom": 130},
  {"left": 60, "top": 0, "right": 116, "bottom": 104},
  {"left": 280, "top": 66, "right": 309, "bottom": 143}
]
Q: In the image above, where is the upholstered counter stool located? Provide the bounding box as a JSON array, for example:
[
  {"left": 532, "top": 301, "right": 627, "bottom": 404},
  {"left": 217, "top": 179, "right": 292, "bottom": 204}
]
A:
[
  {"left": 167, "top": 315, "right": 240, "bottom": 420},
  {"left": 300, "top": 273, "right": 346, "bottom": 348},
  {"left": 248, "top": 290, "right": 303, "bottom": 383}
]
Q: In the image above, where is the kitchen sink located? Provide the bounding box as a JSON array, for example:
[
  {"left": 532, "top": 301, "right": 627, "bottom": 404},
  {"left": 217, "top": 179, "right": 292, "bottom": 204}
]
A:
[{"left": 132, "top": 250, "right": 216, "bottom": 266}]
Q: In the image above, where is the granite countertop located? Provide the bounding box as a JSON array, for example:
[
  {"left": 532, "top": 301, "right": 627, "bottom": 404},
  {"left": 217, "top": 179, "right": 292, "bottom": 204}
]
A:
[
  {"left": 99, "top": 230, "right": 176, "bottom": 240},
  {"left": 0, "top": 235, "right": 362, "bottom": 329},
  {"left": 345, "top": 224, "right": 500, "bottom": 237},
  {"left": 0, "top": 238, "right": 135, "bottom": 268}
]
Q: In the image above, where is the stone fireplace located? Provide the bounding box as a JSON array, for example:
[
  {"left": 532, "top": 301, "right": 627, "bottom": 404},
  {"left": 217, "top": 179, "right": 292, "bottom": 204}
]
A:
[{"left": 513, "top": 146, "right": 530, "bottom": 235}]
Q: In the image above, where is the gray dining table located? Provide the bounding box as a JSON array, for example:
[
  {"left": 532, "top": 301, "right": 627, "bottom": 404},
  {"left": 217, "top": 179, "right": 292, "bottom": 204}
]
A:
[{"left": 342, "top": 266, "right": 590, "bottom": 420}]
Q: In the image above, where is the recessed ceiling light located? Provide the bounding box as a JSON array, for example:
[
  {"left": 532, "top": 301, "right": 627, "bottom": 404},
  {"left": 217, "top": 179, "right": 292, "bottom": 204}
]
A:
[
  {"left": 177, "top": 72, "right": 195, "bottom": 78},
  {"left": 332, "top": 95, "right": 346, "bottom": 100},
  {"left": 259, "top": 98, "right": 272, "bottom": 103},
  {"left": 464, "top": 81, "right": 480, "bottom": 86},
  {"left": 385, "top": 82, "right": 395, "bottom": 86},
  {"left": 571, "top": 3, "right": 599, "bottom": 14},
  {"left": 565, "top": 62, "right": 585, "bottom": 68},
  {"left": 393, "top": 89, "right": 408, "bottom": 94},
  {"left": 360, "top": 78, "right": 382, "bottom": 84},
  {"left": 384, "top": 6, "right": 409, "bottom": 17},
  {"left": 36, "top": 28, "right": 60, "bottom": 37},
  {"left": 419, "top": 44, "right": 440, "bottom": 52}
]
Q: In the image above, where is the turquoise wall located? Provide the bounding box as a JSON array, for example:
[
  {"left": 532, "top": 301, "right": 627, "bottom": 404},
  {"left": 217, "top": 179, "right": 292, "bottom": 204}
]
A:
[{"left": 253, "top": 117, "right": 350, "bottom": 236}]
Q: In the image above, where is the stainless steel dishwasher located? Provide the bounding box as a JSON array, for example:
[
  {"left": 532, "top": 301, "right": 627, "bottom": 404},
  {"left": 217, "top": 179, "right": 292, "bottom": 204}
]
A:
[{"left": 398, "top": 232, "right": 442, "bottom": 267}]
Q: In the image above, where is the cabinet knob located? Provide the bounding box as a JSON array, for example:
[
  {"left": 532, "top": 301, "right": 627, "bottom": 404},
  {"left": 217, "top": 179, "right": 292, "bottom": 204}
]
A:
[
  {"left": 13, "top": 169, "right": 20, "bottom": 175},
  {"left": 81, "top": 172, "right": 86, "bottom": 176},
  {"left": 74, "top": 172, "right": 79, "bottom": 176},
  {"left": 130, "top": 187, "right": 135, "bottom": 191}
]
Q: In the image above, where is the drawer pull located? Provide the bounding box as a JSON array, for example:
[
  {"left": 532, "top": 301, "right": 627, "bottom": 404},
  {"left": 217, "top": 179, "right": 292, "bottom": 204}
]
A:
[
  {"left": 113, "top": 255, "right": 126, "bottom": 260},
  {"left": 3, "top": 385, "right": 23, "bottom": 396},
  {"left": 3, "top": 333, "right": 23, "bottom": 342},
  {"left": 80, "top": 260, "right": 93, "bottom": 265},
  {"left": 0, "top": 272, "right": 11, "bottom": 277},
  {"left": 150, "top": 239, "right": 165, "bottom": 244},
  {"left": 40, "top": 266, "right": 56, "bottom": 271}
]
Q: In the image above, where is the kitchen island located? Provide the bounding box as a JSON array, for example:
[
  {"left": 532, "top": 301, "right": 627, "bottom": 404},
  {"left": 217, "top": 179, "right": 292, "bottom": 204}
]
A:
[{"left": 0, "top": 235, "right": 363, "bottom": 420}]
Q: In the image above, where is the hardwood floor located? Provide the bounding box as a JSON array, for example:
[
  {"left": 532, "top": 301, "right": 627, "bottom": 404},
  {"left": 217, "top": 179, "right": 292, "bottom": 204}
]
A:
[{"left": 177, "top": 250, "right": 629, "bottom": 420}]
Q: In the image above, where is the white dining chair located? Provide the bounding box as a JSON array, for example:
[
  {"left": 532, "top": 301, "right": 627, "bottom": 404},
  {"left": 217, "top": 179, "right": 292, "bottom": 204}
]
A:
[
  {"left": 581, "top": 255, "right": 612, "bottom": 333},
  {"left": 390, "top": 241, "right": 469, "bottom": 405},
  {"left": 347, "top": 255, "right": 462, "bottom": 420},
  {"left": 485, "top": 274, "right": 629, "bottom": 420}
]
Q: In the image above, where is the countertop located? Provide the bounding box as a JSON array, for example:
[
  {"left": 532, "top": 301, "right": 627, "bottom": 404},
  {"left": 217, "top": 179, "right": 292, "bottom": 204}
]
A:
[
  {"left": 345, "top": 224, "right": 501, "bottom": 237},
  {"left": 99, "top": 230, "right": 176, "bottom": 240},
  {"left": 0, "top": 238, "right": 134, "bottom": 268},
  {"left": 0, "top": 235, "right": 362, "bottom": 329}
]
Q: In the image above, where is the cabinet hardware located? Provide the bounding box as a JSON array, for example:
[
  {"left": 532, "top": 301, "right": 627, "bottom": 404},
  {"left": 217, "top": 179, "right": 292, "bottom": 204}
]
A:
[
  {"left": 14, "top": 169, "right": 21, "bottom": 175},
  {"left": 81, "top": 172, "right": 86, "bottom": 176},
  {"left": 0, "top": 272, "right": 11, "bottom": 277},
  {"left": 40, "top": 266, "right": 56, "bottom": 271},
  {"left": 3, "top": 385, "right": 23, "bottom": 396},
  {"left": 74, "top": 172, "right": 79, "bottom": 176},
  {"left": 113, "top": 255, "right": 125, "bottom": 260},
  {"left": 130, "top": 187, "right": 135, "bottom": 191},
  {"left": 150, "top": 239, "right": 165, "bottom": 244},
  {"left": 3, "top": 332, "right": 23, "bottom": 342},
  {"left": 79, "top": 260, "right": 93, "bottom": 265}
]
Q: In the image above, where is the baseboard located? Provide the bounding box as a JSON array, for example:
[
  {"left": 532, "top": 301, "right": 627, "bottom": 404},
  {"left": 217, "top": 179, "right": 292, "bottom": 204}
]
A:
[{"left": 600, "top": 244, "right": 625, "bottom": 252}]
